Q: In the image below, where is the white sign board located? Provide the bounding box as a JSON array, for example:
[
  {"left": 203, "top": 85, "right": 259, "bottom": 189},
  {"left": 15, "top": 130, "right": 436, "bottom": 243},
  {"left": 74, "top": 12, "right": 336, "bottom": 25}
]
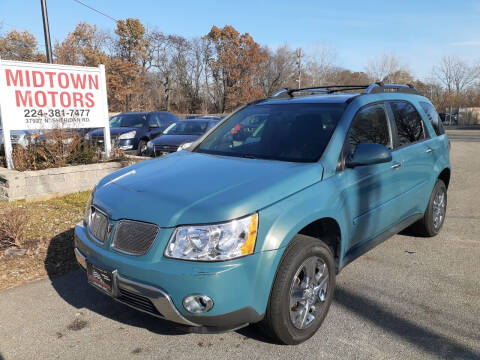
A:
[{"left": 0, "top": 60, "right": 111, "bottom": 169}]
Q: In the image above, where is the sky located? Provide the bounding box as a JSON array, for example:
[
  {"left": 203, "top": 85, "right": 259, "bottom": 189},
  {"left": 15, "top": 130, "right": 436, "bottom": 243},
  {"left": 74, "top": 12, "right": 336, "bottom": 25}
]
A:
[{"left": 1, "top": 0, "right": 479, "bottom": 79}]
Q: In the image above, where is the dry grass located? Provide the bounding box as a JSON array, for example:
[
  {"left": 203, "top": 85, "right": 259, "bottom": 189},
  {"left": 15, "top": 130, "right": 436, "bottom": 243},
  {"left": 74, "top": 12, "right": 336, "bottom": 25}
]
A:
[
  {"left": 12, "top": 130, "right": 98, "bottom": 171},
  {"left": 11, "top": 129, "right": 126, "bottom": 171},
  {"left": 0, "top": 191, "right": 91, "bottom": 290},
  {"left": 0, "top": 207, "right": 30, "bottom": 248}
]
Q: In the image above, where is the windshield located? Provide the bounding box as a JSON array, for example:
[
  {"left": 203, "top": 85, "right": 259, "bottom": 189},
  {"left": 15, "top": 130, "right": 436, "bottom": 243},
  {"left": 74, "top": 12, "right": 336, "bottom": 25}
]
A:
[
  {"left": 163, "top": 120, "right": 211, "bottom": 135},
  {"left": 195, "top": 103, "right": 345, "bottom": 162},
  {"left": 109, "top": 114, "right": 147, "bottom": 128}
]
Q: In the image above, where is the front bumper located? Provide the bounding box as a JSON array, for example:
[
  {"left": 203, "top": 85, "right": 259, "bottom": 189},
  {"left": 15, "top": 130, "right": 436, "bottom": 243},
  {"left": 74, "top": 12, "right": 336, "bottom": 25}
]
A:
[
  {"left": 74, "top": 222, "right": 277, "bottom": 330},
  {"left": 75, "top": 248, "right": 197, "bottom": 326},
  {"left": 87, "top": 138, "right": 135, "bottom": 150}
]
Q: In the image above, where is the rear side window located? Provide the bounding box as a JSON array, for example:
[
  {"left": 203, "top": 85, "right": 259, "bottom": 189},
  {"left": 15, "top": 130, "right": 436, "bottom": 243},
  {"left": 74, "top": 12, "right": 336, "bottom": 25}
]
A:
[
  {"left": 148, "top": 113, "right": 175, "bottom": 127},
  {"left": 390, "top": 101, "right": 426, "bottom": 147},
  {"left": 420, "top": 102, "right": 445, "bottom": 136},
  {"left": 347, "top": 104, "right": 391, "bottom": 155}
]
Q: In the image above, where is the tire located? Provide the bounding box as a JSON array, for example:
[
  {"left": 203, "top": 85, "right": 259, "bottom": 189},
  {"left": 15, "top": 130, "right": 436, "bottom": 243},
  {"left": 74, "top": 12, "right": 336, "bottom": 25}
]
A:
[
  {"left": 260, "top": 234, "right": 336, "bottom": 345},
  {"left": 137, "top": 140, "right": 148, "bottom": 156},
  {"left": 411, "top": 179, "right": 447, "bottom": 237}
]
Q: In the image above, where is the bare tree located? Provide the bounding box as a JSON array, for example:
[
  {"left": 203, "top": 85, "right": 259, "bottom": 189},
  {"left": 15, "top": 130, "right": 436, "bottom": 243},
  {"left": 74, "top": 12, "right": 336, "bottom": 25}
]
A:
[
  {"left": 306, "top": 44, "right": 338, "bottom": 86},
  {"left": 326, "top": 68, "right": 370, "bottom": 85},
  {"left": 258, "top": 45, "right": 296, "bottom": 96},
  {"left": 433, "top": 55, "right": 479, "bottom": 93},
  {"left": 365, "top": 54, "right": 409, "bottom": 83}
]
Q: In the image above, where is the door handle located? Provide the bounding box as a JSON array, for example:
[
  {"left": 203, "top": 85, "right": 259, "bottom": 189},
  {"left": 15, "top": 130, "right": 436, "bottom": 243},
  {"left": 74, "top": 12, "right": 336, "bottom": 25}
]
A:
[
  {"left": 426, "top": 148, "right": 434, "bottom": 153},
  {"left": 391, "top": 162, "right": 402, "bottom": 170}
]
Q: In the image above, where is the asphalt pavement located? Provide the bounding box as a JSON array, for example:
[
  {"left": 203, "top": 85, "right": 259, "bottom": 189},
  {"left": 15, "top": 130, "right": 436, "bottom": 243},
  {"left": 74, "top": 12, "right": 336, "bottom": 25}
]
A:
[{"left": 0, "top": 135, "right": 479, "bottom": 360}]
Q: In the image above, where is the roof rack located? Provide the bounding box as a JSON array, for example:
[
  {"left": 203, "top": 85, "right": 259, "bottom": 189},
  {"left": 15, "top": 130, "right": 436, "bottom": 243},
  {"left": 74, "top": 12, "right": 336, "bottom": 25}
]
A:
[
  {"left": 364, "top": 82, "right": 419, "bottom": 94},
  {"left": 271, "top": 82, "right": 419, "bottom": 98}
]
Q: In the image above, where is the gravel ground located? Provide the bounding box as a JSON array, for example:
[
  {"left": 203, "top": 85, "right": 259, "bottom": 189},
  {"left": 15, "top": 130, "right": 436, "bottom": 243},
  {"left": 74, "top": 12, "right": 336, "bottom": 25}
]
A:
[{"left": 0, "top": 133, "right": 479, "bottom": 360}]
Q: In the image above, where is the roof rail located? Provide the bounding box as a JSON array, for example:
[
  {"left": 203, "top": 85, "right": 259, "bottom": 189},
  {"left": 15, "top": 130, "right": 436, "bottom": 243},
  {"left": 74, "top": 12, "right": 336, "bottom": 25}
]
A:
[
  {"left": 270, "top": 83, "right": 419, "bottom": 98},
  {"left": 363, "top": 82, "right": 419, "bottom": 95}
]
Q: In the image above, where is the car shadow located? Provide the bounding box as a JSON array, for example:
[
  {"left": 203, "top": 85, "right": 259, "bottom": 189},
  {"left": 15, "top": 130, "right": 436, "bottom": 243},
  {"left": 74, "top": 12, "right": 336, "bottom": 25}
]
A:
[
  {"left": 45, "top": 229, "right": 480, "bottom": 356},
  {"left": 334, "top": 287, "right": 480, "bottom": 359},
  {"left": 45, "top": 229, "right": 189, "bottom": 336},
  {"left": 47, "top": 269, "right": 191, "bottom": 336}
]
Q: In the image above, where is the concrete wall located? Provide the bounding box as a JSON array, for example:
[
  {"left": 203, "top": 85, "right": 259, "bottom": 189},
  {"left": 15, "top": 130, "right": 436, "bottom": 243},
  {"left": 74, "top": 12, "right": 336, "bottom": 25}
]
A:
[{"left": 0, "top": 156, "right": 149, "bottom": 202}]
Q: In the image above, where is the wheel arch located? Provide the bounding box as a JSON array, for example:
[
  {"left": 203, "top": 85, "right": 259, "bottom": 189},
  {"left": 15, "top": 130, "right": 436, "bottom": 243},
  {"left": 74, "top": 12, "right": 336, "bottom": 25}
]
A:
[
  {"left": 438, "top": 167, "right": 451, "bottom": 189},
  {"left": 297, "top": 217, "right": 342, "bottom": 272}
]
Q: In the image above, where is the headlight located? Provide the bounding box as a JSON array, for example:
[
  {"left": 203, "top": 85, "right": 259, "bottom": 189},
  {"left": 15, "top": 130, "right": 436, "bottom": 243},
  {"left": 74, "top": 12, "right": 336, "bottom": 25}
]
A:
[
  {"left": 118, "top": 130, "right": 136, "bottom": 140},
  {"left": 147, "top": 140, "right": 154, "bottom": 149},
  {"left": 165, "top": 213, "right": 258, "bottom": 261},
  {"left": 83, "top": 186, "right": 95, "bottom": 226},
  {"left": 177, "top": 142, "right": 193, "bottom": 151}
]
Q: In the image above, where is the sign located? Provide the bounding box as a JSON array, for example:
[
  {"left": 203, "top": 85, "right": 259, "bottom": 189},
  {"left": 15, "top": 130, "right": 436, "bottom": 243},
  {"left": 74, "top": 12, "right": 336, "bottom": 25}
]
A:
[{"left": 0, "top": 60, "right": 111, "bottom": 169}]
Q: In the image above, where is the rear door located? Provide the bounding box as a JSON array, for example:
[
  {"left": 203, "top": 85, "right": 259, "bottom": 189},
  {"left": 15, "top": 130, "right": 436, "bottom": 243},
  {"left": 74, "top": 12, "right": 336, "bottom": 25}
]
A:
[
  {"left": 387, "top": 101, "right": 435, "bottom": 216},
  {"left": 419, "top": 101, "right": 449, "bottom": 155},
  {"left": 146, "top": 113, "right": 165, "bottom": 139}
]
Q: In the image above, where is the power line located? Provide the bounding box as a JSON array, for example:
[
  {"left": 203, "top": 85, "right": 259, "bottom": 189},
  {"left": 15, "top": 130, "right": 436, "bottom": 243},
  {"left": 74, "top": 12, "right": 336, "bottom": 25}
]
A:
[{"left": 72, "top": 0, "right": 118, "bottom": 23}]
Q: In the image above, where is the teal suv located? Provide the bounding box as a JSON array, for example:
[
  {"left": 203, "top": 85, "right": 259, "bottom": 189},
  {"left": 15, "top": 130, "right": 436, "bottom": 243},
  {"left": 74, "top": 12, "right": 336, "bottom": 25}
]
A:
[{"left": 74, "top": 83, "right": 451, "bottom": 344}]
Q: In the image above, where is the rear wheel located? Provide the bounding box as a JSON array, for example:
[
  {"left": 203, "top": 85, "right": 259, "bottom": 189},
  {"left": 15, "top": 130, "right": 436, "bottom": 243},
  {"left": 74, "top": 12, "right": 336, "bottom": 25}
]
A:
[
  {"left": 411, "top": 179, "right": 447, "bottom": 236},
  {"left": 260, "top": 234, "right": 336, "bottom": 345}
]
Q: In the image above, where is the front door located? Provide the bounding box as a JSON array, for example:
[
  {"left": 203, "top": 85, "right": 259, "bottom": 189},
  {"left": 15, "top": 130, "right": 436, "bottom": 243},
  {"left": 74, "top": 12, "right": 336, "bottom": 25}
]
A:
[{"left": 337, "top": 103, "right": 405, "bottom": 251}]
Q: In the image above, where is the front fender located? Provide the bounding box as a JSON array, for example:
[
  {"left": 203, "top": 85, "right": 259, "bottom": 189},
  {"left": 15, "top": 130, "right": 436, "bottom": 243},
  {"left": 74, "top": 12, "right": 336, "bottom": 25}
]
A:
[{"left": 257, "top": 180, "right": 347, "bottom": 254}]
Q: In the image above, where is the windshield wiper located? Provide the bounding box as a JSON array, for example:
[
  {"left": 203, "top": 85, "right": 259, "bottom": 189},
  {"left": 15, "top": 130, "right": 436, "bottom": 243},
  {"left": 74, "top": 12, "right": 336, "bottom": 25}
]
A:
[{"left": 238, "top": 154, "right": 260, "bottom": 159}]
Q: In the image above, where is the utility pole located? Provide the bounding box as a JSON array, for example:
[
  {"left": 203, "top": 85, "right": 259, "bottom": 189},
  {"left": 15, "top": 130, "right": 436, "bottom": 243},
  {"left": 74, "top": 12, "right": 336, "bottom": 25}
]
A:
[
  {"left": 295, "top": 48, "right": 303, "bottom": 89},
  {"left": 40, "top": 0, "right": 53, "bottom": 63}
]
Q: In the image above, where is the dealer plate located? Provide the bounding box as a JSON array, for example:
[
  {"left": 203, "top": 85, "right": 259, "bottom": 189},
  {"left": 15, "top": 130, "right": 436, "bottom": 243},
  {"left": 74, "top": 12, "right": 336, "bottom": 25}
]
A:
[{"left": 87, "top": 263, "right": 113, "bottom": 294}]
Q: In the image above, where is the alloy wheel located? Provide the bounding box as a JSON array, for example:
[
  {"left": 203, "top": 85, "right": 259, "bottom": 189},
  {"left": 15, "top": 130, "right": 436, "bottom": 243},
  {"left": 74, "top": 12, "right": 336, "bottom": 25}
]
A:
[{"left": 289, "top": 256, "right": 329, "bottom": 330}]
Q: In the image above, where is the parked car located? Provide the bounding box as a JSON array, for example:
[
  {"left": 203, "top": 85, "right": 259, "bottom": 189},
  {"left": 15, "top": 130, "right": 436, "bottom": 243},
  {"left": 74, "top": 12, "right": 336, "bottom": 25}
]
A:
[
  {"left": 85, "top": 111, "right": 178, "bottom": 155},
  {"left": 146, "top": 119, "right": 219, "bottom": 157},
  {"left": 74, "top": 83, "right": 450, "bottom": 345},
  {"left": 439, "top": 112, "right": 458, "bottom": 125},
  {"left": 0, "top": 130, "right": 29, "bottom": 151}
]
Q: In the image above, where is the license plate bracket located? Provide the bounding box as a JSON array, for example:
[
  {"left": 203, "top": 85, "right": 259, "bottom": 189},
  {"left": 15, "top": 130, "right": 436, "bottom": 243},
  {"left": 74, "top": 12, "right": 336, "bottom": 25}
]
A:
[{"left": 87, "top": 262, "right": 113, "bottom": 294}]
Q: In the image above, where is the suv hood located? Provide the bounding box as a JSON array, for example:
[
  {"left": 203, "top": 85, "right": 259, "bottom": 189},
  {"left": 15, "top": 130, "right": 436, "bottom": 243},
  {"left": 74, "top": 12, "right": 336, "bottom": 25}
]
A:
[
  {"left": 94, "top": 151, "right": 323, "bottom": 227},
  {"left": 152, "top": 134, "right": 200, "bottom": 146}
]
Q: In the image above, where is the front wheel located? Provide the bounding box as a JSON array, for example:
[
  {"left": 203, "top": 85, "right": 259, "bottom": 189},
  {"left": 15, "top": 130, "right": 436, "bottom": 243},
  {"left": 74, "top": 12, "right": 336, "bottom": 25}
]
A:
[
  {"left": 260, "top": 234, "right": 336, "bottom": 345},
  {"left": 137, "top": 140, "right": 148, "bottom": 156}
]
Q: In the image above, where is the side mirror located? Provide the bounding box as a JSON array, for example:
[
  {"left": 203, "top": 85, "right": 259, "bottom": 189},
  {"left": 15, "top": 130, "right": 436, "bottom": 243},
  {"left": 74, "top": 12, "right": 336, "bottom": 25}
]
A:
[{"left": 346, "top": 143, "right": 392, "bottom": 168}]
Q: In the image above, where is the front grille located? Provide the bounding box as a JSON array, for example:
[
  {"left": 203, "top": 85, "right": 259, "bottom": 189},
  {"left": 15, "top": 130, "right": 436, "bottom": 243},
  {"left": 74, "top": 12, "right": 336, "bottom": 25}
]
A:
[
  {"left": 112, "top": 220, "right": 159, "bottom": 255},
  {"left": 117, "top": 287, "right": 161, "bottom": 316},
  {"left": 154, "top": 145, "right": 178, "bottom": 155},
  {"left": 88, "top": 207, "right": 109, "bottom": 243}
]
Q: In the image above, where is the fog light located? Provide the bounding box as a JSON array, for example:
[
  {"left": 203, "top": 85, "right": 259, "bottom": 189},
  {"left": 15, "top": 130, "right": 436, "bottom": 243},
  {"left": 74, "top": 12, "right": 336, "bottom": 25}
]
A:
[{"left": 183, "top": 295, "right": 214, "bottom": 314}]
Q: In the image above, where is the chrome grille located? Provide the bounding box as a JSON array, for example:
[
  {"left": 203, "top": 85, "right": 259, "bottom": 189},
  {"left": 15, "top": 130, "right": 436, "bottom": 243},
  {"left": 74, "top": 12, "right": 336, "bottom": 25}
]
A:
[
  {"left": 88, "top": 207, "right": 109, "bottom": 243},
  {"left": 154, "top": 145, "right": 178, "bottom": 155},
  {"left": 112, "top": 220, "right": 159, "bottom": 255}
]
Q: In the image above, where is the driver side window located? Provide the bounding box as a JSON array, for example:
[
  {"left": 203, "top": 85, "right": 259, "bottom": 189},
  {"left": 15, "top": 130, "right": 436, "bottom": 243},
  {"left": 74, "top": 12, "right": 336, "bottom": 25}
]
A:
[{"left": 347, "top": 104, "right": 392, "bottom": 156}]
